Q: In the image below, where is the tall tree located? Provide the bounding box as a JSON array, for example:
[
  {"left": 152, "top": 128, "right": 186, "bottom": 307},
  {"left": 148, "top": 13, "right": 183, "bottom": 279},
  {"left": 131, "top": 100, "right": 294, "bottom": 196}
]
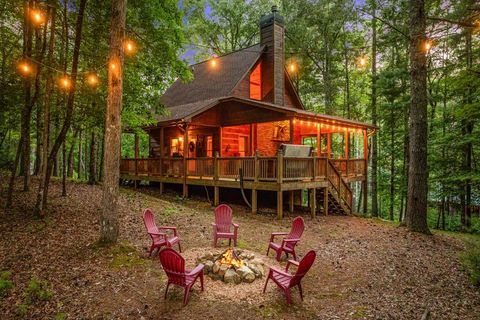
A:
[
  {"left": 99, "top": 0, "right": 126, "bottom": 244},
  {"left": 370, "top": 0, "right": 378, "bottom": 217},
  {"left": 404, "top": 0, "right": 430, "bottom": 233}
]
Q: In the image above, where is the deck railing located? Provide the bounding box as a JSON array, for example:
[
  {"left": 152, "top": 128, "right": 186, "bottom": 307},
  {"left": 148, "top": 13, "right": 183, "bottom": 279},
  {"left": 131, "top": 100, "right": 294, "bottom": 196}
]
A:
[{"left": 120, "top": 155, "right": 356, "bottom": 210}]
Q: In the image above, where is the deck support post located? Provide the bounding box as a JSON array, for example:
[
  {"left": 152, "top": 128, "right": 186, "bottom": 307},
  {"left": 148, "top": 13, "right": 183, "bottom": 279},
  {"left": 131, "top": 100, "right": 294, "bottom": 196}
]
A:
[
  {"left": 310, "top": 188, "right": 316, "bottom": 218},
  {"left": 214, "top": 187, "right": 219, "bottom": 206},
  {"left": 277, "top": 149, "right": 284, "bottom": 219},
  {"left": 252, "top": 190, "right": 257, "bottom": 214},
  {"left": 324, "top": 187, "right": 329, "bottom": 215},
  {"left": 288, "top": 191, "right": 294, "bottom": 214}
]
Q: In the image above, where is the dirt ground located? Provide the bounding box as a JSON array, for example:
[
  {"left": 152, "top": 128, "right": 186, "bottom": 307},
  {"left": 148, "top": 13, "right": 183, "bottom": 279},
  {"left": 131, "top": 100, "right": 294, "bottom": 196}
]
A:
[{"left": 1, "top": 177, "right": 479, "bottom": 319}]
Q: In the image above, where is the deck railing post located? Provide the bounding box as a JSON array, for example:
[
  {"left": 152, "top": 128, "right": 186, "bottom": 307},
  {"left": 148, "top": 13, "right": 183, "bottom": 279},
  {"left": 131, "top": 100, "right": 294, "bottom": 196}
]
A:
[{"left": 312, "top": 151, "right": 317, "bottom": 181}]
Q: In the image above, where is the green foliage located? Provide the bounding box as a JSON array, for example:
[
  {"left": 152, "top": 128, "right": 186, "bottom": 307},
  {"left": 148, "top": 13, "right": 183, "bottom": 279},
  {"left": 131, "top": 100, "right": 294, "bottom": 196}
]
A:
[
  {"left": 25, "top": 278, "right": 53, "bottom": 303},
  {"left": 54, "top": 312, "right": 67, "bottom": 320},
  {"left": 17, "top": 303, "right": 29, "bottom": 316},
  {"left": 109, "top": 242, "right": 148, "bottom": 270},
  {"left": 0, "top": 271, "right": 14, "bottom": 299},
  {"left": 460, "top": 236, "right": 480, "bottom": 286}
]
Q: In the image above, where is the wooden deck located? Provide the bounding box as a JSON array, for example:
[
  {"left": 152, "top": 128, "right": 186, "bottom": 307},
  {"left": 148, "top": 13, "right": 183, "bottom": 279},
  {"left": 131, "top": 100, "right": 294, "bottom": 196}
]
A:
[{"left": 120, "top": 154, "right": 367, "bottom": 218}]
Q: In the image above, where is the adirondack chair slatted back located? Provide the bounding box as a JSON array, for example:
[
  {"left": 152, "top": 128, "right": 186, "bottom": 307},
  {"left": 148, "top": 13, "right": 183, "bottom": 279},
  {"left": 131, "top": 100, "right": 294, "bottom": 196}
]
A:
[
  {"left": 159, "top": 248, "right": 186, "bottom": 286},
  {"left": 143, "top": 209, "right": 161, "bottom": 241},
  {"left": 286, "top": 216, "right": 305, "bottom": 249},
  {"left": 290, "top": 250, "right": 316, "bottom": 287},
  {"left": 215, "top": 204, "right": 233, "bottom": 233}
]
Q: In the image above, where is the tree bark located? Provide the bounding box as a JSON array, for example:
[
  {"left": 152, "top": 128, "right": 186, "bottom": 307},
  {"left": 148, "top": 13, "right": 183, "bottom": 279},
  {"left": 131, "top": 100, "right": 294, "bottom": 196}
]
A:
[
  {"left": 67, "top": 130, "right": 76, "bottom": 178},
  {"left": 99, "top": 0, "right": 126, "bottom": 245},
  {"left": 35, "top": 0, "right": 87, "bottom": 215},
  {"left": 88, "top": 130, "right": 97, "bottom": 185},
  {"left": 370, "top": 0, "right": 378, "bottom": 217},
  {"left": 35, "top": 2, "right": 56, "bottom": 214},
  {"left": 77, "top": 129, "right": 83, "bottom": 179},
  {"left": 404, "top": 0, "right": 430, "bottom": 234}
]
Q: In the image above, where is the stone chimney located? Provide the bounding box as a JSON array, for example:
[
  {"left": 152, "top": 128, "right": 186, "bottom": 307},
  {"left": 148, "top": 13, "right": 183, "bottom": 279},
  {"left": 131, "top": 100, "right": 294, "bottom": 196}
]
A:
[{"left": 260, "top": 6, "right": 285, "bottom": 105}]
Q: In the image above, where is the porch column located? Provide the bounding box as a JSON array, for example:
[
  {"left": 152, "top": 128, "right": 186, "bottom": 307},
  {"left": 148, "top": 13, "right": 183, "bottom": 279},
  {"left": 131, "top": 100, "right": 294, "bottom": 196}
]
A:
[
  {"left": 289, "top": 118, "right": 294, "bottom": 144},
  {"left": 345, "top": 130, "right": 349, "bottom": 176},
  {"left": 316, "top": 123, "right": 321, "bottom": 154},
  {"left": 363, "top": 130, "right": 368, "bottom": 214},
  {"left": 277, "top": 150, "right": 284, "bottom": 219},
  {"left": 214, "top": 151, "right": 219, "bottom": 206},
  {"left": 183, "top": 123, "right": 189, "bottom": 198},
  {"left": 159, "top": 127, "right": 164, "bottom": 194},
  {"left": 327, "top": 133, "right": 332, "bottom": 158}
]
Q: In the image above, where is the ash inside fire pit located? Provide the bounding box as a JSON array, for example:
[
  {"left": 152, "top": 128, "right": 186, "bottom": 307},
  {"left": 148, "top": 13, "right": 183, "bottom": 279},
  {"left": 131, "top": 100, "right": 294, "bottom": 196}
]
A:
[{"left": 196, "top": 249, "right": 265, "bottom": 284}]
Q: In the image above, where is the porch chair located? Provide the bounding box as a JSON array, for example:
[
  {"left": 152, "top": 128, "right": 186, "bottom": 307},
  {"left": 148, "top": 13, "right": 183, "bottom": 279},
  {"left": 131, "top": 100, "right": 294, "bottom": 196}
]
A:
[
  {"left": 159, "top": 248, "right": 204, "bottom": 305},
  {"left": 263, "top": 250, "right": 316, "bottom": 304},
  {"left": 267, "top": 216, "right": 305, "bottom": 261},
  {"left": 212, "top": 204, "right": 239, "bottom": 247},
  {"left": 143, "top": 208, "right": 181, "bottom": 256}
]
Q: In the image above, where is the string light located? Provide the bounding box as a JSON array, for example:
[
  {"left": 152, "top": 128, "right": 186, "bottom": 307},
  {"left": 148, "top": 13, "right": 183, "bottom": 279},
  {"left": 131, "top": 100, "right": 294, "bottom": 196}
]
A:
[
  {"left": 86, "top": 73, "right": 99, "bottom": 87},
  {"left": 124, "top": 39, "right": 137, "bottom": 56},
  {"left": 17, "top": 61, "right": 33, "bottom": 76},
  {"left": 59, "top": 75, "right": 71, "bottom": 90},
  {"left": 424, "top": 40, "right": 433, "bottom": 53},
  {"left": 210, "top": 57, "right": 218, "bottom": 68},
  {"left": 357, "top": 55, "right": 368, "bottom": 69},
  {"left": 30, "top": 8, "right": 45, "bottom": 26},
  {"left": 289, "top": 62, "right": 296, "bottom": 73}
]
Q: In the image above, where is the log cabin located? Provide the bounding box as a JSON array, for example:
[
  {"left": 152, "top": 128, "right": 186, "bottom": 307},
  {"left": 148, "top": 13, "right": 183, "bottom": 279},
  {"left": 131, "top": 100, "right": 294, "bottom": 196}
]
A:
[{"left": 120, "top": 6, "right": 378, "bottom": 218}]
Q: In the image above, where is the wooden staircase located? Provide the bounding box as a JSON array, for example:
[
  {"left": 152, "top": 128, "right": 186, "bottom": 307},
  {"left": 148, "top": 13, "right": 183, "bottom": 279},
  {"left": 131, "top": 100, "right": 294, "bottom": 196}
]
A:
[{"left": 317, "top": 160, "right": 353, "bottom": 215}]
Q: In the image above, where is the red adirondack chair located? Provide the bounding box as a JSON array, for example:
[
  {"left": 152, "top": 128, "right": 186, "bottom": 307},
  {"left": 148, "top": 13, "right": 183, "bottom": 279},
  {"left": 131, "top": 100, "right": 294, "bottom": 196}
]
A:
[
  {"left": 143, "top": 208, "right": 181, "bottom": 256},
  {"left": 212, "top": 204, "right": 239, "bottom": 247},
  {"left": 263, "top": 250, "right": 316, "bottom": 304},
  {"left": 159, "top": 248, "right": 204, "bottom": 305},
  {"left": 267, "top": 216, "right": 305, "bottom": 261}
]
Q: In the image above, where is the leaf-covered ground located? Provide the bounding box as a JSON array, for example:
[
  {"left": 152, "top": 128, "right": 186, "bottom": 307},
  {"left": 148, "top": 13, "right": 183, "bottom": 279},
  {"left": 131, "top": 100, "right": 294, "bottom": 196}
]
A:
[{"left": 1, "top": 176, "right": 479, "bottom": 319}]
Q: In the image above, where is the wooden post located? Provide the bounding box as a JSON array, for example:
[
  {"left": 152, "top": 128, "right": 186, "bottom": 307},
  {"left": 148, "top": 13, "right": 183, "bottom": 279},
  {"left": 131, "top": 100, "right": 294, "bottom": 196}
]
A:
[
  {"left": 214, "top": 151, "right": 219, "bottom": 206},
  {"left": 277, "top": 149, "right": 284, "bottom": 219},
  {"left": 219, "top": 126, "right": 223, "bottom": 157},
  {"left": 345, "top": 130, "right": 349, "bottom": 176},
  {"left": 252, "top": 150, "right": 259, "bottom": 214},
  {"left": 316, "top": 124, "right": 321, "bottom": 154},
  {"left": 289, "top": 191, "right": 294, "bottom": 214},
  {"left": 249, "top": 124, "right": 254, "bottom": 156},
  {"left": 159, "top": 127, "right": 164, "bottom": 194},
  {"left": 290, "top": 118, "right": 294, "bottom": 143},
  {"left": 183, "top": 124, "right": 189, "bottom": 198},
  {"left": 324, "top": 187, "right": 329, "bottom": 215},
  {"left": 363, "top": 130, "right": 368, "bottom": 214},
  {"left": 327, "top": 133, "right": 331, "bottom": 158},
  {"left": 312, "top": 151, "right": 317, "bottom": 180},
  {"left": 310, "top": 188, "right": 317, "bottom": 218}
]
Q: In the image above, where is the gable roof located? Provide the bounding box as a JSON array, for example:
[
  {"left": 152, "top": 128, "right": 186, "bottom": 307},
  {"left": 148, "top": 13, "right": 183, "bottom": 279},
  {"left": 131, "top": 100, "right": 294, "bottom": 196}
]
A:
[{"left": 160, "top": 44, "right": 265, "bottom": 108}]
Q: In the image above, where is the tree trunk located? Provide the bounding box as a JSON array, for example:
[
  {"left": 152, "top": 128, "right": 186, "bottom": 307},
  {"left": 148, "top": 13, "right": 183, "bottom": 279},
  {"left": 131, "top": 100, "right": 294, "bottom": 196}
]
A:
[
  {"left": 36, "top": 0, "right": 87, "bottom": 215},
  {"left": 404, "top": 0, "right": 430, "bottom": 234},
  {"left": 100, "top": 0, "right": 126, "bottom": 245},
  {"left": 6, "top": 142, "right": 22, "bottom": 209},
  {"left": 89, "top": 130, "right": 97, "bottom": 185},
  {"left": 67, "top": 130, "right": 76, "bottom": 177},
  {"left": 389, "top": 106, "right": 395, "bottom": 221},
  {"left": 35, "top": 2, "right": 56, "bottom": 214},
  {"left": 62, "top": 138, "right": 67, "bottom": 196},
  {"left": 77, "top": 129, "right": 83, "bottom": 179},
  {"left": 370, "top": 0, "right": 378, "bottom": 217}
]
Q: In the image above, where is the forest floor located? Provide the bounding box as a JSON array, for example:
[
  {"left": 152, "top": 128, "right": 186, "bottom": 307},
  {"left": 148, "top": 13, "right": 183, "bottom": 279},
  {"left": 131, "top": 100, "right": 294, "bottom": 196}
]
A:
[{"left": 1, "top": 175, "right": 480, "bottom": 319}]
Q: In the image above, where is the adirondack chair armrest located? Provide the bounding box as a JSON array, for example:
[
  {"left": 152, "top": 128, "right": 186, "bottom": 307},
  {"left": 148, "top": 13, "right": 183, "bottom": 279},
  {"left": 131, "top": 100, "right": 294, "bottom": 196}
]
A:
[
  {"left": 232, "top": 223, "right": 239, "bottom": 229},
  {"left": 270, "top": 266, "right": 292, "bottom": 277},
  {"left": 281, "top": 238, "right": 300, "bottom": 248},
  {"left": 286, "top": 259, "right": 299, "bottom": 271},
  {"left": 186, "top": 264, "right": 204, "bottom": 277},
  {"left": 148, "top": 231, "right": 167, "bottom": 237},
  {"left": 211, "top": 222, "right": 217, "bottom": 230},
  {"left": 270, "top": 232, "right": 288, "bottom": 242},
  {"left": 159, "top": 226, "right": 177, "bottom": 236}
]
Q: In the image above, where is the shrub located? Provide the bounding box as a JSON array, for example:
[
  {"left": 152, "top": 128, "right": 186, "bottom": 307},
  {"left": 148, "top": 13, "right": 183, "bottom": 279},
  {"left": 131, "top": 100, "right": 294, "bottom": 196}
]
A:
[
  {"left": 461, "top": 246, "right": 480, "bottom": 286},
  {"left": 0, "top": 271, "right": 14, "bottom": 299},
  {"left": 25, "top": 278, "right": 53, "bottom": 303}
]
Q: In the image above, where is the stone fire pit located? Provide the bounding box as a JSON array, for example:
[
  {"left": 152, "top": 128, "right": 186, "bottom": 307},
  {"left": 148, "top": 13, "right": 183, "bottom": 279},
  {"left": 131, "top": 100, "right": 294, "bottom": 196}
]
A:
[{"left": 196, "top": 248, "right": 265, "bottom": 284}]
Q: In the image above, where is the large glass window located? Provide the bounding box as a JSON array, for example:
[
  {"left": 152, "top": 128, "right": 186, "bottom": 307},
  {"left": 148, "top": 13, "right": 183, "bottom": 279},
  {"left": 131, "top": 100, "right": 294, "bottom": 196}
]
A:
[{"left": 249, "top": 62, "right": 262, "bottom": 100}]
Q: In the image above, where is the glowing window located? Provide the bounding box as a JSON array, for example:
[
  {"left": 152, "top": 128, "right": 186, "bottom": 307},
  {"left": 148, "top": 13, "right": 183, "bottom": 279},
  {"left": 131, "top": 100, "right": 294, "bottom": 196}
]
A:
[{"left": 249, "top": 62, "right": 262, "bottom": 100}]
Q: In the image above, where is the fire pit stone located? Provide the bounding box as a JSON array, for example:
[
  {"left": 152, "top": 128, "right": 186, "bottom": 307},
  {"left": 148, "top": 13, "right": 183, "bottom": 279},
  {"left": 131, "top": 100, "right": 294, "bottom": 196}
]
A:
[{"left": 196, "top": 248, "right": 265, "bottom": 284}]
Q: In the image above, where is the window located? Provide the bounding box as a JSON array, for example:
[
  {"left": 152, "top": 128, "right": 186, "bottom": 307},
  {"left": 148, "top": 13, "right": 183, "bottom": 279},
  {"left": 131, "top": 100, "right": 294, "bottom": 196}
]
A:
[
  {"left": 206, "top": 136, "right": 213, "bottom": 157},
  {"left": 170, "top": 137, "right": 184, "bottom": 156},
  {"left": 302, "top": 136, "right": 317, "bottom": 150},
  {"left": 249, "top": 62, "right": 262, "bottom": 100}
]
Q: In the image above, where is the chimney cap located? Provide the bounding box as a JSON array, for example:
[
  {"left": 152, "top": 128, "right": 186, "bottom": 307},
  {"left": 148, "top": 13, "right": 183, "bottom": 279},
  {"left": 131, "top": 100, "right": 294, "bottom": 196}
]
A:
[{"left": 260, "top": 6, "right": 284, "bottom": 28}]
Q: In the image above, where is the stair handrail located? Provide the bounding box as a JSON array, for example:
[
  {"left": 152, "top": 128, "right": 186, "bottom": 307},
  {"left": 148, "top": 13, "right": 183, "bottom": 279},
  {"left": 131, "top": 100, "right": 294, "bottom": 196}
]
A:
[{"left": 326, "top": 159, "right": 353, "bottom": 211}]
